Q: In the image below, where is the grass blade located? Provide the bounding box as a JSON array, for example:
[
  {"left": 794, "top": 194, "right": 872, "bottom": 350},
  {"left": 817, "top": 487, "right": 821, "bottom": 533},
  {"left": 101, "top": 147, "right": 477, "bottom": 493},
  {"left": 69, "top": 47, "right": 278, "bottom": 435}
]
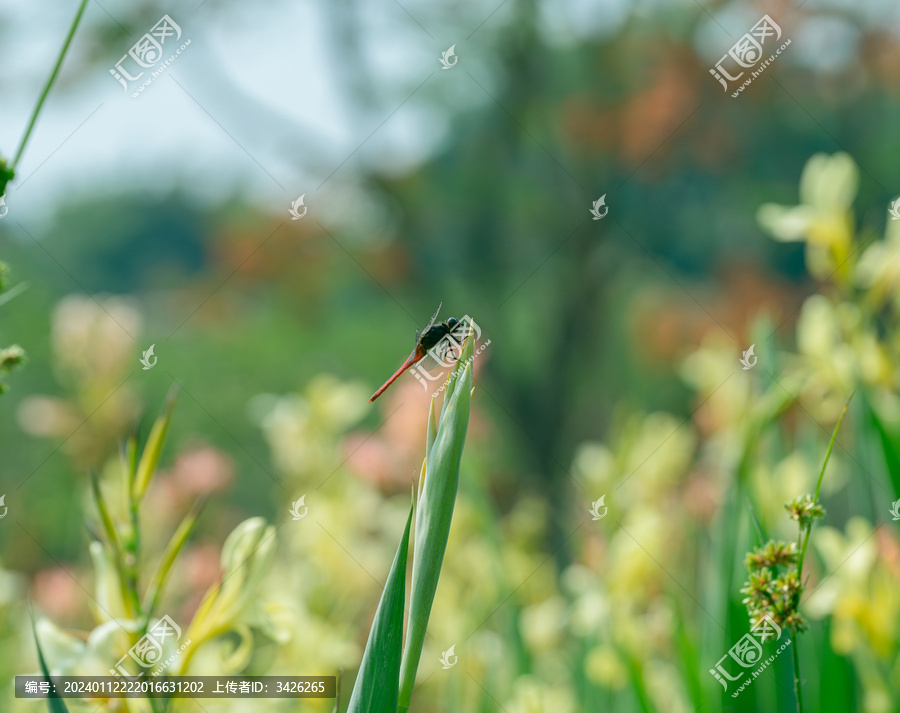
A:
[
  {"left": 133, "top": 385, "right": 178, "bottom": 502},
  {"left": 30, "top": 611, "right": 69, "bottom": 713},
  {"left": 89, "top": 471, "right": 137, "bottom": 617},
  {"left": 347, "top": 497, "right": 415, "bottom": 713},
  {"left": 11, "top": 0, "right": 89, "bottom": 174},
  {"left": 143, "top": 497, "right": 206, "bottom": 616},
  {"left": 90, "top": 471, "right": 120, "bottom": 551}
]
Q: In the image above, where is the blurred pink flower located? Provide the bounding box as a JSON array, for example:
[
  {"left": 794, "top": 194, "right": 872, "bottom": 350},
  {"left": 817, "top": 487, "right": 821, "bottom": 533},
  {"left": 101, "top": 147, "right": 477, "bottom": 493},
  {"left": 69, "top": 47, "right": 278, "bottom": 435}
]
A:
[
  {"left": 877, "top": 528, "right": 900, "bottom": 579},
  {"left": 33, "top": 567, "right": 86, "bottom": 622},
  {"left": 182, "top": 543, "right": 223, "bottom": 591},
  {"left": 682, "top": 471, "right": 719, "bottom": 524},
  {"left": 146, "top": 445, "right": 235, "bottom": 522},
  {"left": 168, "top": 445, "right": 235, "bottom": 495}
]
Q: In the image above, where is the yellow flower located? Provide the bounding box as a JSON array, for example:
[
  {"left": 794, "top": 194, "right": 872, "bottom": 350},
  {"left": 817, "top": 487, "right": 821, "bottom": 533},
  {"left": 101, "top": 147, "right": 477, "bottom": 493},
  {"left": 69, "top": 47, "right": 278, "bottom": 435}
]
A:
[
  {"left": 758, "top": 152, "right": 858, "bottom": 281},
  {"left": 506, "top": 675, "right": 577, "bottom": 713},
  {"left": 584, "top": 644, "right": 628, "bottom": 689},
  {"left": 252, "top": 374, "right": 367, "bottom": 479},
  {"left": 176, "top": 518, "right": 277, "bottom": 673},
  {"left": 789, "top": 295, "right": 857, "bottom": 419},
  {"left": 645, "top": 660, "right": 692, "bottom": 713},
  {"left": 520, "top": 596, "right": 567, "bottom": 653},
  {"left": 52, "top": 293, "right": 141, "bottom": 387},
  {"left": 807, "top": 518, "right": 898, "bottom": 658},
  {"left": 857, "top": 215, "right": 900, "bottom": 308},
  {"left": 681, "top": 335, "right": 754, "bottom": 432}
]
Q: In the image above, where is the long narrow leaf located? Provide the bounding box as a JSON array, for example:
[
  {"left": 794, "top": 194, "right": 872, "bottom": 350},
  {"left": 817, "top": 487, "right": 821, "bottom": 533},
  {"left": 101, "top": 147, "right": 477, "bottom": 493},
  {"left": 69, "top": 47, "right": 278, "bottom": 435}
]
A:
[
  {"left": 347, "top": 497, "right": 415, "bottom": 713},
  {"left": 90, "top": 471, "right": 120, "bottom": 552},
  {"left": 419, "top": 397, "right": 438, "bottom": 499},
  {"left": 143, "top": 497, "right": 206, "bottom": 616},
  {"left": 30, "top": 612, "right": 69, "bottom": 713},
  {"left": 89, "top": 472, "right": 136, "bottom": 617},
  {"left": 398, "top": 337, "right": 474, "bottom": 712},
  {"left": 133, "top": 385, "right": 178, "bottom": 502}
]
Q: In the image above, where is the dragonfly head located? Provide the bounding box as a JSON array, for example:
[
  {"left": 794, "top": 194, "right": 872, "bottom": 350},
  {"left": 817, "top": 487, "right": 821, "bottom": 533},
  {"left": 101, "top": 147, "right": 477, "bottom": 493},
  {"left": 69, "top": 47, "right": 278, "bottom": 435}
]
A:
[{"left": 443, "top": 318, "right": 464, "bottom": 345}]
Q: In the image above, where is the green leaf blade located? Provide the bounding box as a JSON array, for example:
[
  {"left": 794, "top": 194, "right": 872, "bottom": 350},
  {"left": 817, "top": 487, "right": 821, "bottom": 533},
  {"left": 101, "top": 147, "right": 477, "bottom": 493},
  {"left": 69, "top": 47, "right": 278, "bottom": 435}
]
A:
[
  {"left": 30, "top": 614, "right": 70, "bottom": 713},
  {"left": 347, "top": 498, "right": 415, "bottom": 713},
  {"left": 132, "top": 385, "right": 178, "bottom": 502},
  {"left": 398, "top": 337, "right": 474, "bottom": 712}
]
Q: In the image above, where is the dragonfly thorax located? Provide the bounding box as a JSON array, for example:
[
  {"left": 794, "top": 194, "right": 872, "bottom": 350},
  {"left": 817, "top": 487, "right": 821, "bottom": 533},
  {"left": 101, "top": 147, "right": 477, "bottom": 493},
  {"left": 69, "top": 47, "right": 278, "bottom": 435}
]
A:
[
  {"left": 419, "top": 318, "right": 462, "bottom": 351},
  {"left": 419, "top": 324, "right": 452, "bottom": 350}
]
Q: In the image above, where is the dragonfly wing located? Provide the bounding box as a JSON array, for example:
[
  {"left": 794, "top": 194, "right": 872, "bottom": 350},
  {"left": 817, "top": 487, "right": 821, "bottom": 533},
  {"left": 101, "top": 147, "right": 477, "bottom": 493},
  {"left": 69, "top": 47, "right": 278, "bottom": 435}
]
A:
[
  {"left": 418, "top": 337, "right": 461, "bottom": 371},
  {"left": 416, "top": 302, "right": 442, "bottom": 342},
  {"left": 370, "top": 303, "right": 445, "bottom": 403},
  {"left": 417, "top": 352, "right": 442, "bottom": 372}
]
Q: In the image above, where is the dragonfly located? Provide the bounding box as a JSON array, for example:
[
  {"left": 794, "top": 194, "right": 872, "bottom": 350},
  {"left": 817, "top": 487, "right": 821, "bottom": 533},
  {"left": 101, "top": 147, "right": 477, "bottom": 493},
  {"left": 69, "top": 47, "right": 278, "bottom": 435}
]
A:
[{"left": 369, "top": 303, "right": 463, "bottom": 403}]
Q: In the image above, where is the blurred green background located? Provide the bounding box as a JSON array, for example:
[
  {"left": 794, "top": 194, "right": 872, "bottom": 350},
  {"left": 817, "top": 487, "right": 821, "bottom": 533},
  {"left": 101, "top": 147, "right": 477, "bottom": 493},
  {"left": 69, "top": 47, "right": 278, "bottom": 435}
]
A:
[{"left": 2, "top": 0, "right": 900, "bottom": 711}]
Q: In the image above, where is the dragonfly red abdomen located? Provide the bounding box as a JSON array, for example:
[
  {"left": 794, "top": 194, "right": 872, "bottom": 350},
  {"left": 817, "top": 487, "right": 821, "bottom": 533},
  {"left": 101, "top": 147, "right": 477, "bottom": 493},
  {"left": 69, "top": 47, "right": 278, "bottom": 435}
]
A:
[{"left": 368, "top": 308, "right": 462, "bottom": 403}]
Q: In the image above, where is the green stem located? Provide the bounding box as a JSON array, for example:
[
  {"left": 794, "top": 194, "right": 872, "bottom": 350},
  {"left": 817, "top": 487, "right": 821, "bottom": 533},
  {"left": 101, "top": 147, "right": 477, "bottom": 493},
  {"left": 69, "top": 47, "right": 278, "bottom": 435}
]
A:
[
  {"left": 791, "top": 639, "right": 804, "bottom": 713},
  {"left": 11, "top": 0, "right": 89, "bottom": 171},
  {"left": 797, "top": 395, "right": 851, "bottom": 577},
  {"left": 789, "top": 393, "right": 851, "bottom": 713}
]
